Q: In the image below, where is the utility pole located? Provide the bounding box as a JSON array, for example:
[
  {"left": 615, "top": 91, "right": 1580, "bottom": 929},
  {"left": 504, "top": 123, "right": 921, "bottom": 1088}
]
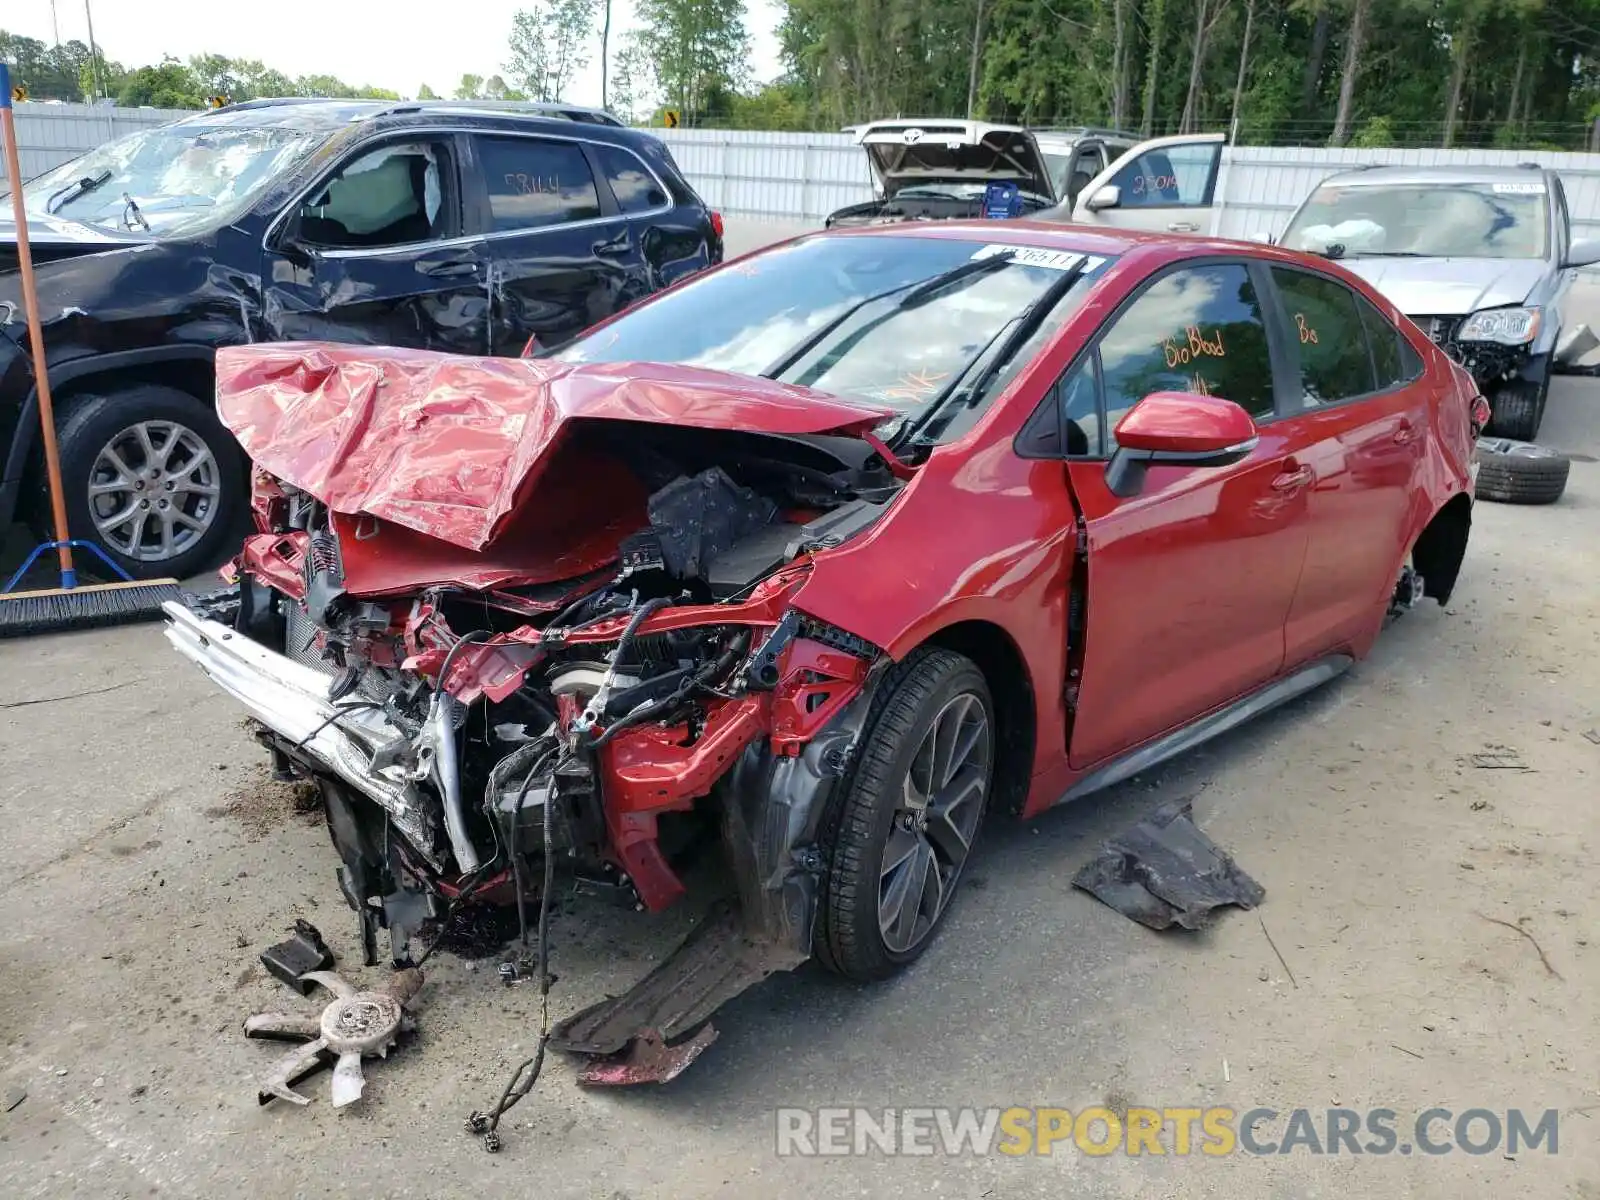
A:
[
  {"left": 50, "top": 1, "right": 61, "bottom": 46},
  {"left": 84, "top": 1, "right": 105, "bottom": 103},
  {"left": 600, "top": 0, "right": 612, "bottom": 110}
]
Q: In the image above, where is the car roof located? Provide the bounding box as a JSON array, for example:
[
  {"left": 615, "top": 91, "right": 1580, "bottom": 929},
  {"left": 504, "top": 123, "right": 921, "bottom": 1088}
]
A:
[
  {"left": 1319, "top": 163, "right": 1554, "bottom": 187},
  {"left": 814, "top": 218, "right": 1210, "bottom": 256},
  {"left": 175, "top": 96, "right": 627, "bottom": 136}
]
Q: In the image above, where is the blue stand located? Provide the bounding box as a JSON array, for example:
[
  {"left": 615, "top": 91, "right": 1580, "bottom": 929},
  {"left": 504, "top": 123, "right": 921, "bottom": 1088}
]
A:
[
  {"left": 983, "top": 182, "right": 1023, "bottom": 220},
  {"left": 3, "top": 539, "right": 135, "bottom": 593}
]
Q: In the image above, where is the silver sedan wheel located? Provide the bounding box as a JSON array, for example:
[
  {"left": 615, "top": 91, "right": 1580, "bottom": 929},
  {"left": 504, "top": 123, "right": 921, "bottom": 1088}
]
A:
[
  {"left": 878, "top": 691, "right": 992, "bottom": 955},
  {"left": 87, "top": 420, "right": 220, "bottom": 563}
]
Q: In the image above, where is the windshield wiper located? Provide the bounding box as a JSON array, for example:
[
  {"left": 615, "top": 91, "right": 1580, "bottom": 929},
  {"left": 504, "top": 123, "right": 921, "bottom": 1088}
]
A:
[
  {"left": 762, "top": 251, "right": 1017, "bottom": 380},
  {"left": 891, "top": 261, "right": 1088, "bottom": 451},
  {"left": 45, "top": 169, "right": 112, "bottom": 214},
  {"left": 122, "top": 193, "right": 151, "bottom": 232}
]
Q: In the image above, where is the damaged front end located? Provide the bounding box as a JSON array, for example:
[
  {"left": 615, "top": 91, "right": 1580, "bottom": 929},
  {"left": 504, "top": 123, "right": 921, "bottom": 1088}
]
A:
[{"left": 167, "top": 344, "right": 904, "bottom": 1075}]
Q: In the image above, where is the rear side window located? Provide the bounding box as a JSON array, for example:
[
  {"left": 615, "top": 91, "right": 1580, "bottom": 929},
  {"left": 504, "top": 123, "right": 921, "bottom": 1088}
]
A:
[
  {"left": 1270, "top": 268, "right": 1376, "bottom": 405},
  {"left": 592, "top": 144, "right": 668, "bottom": 214},
  {"left": 475, "top": 136, "right": 602, "bottom": 232},
  {"left": 1098, "top": 263, "right": 1276, "bottom": 450},
  {"left": 1357, "top": 297, "right": 1413, "bottom": 389}
]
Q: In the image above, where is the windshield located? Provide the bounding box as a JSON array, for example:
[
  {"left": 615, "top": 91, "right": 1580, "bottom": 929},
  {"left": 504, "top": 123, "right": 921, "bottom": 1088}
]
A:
[
  {"left": 555, "top": 235, "right": 1110, "bottom": 444},
  {"left": 20, "top": 122, "right": 323, "bottom": 237},
  {"left": 1283, "top": 181, "right": 1549, "bottom": 260}
]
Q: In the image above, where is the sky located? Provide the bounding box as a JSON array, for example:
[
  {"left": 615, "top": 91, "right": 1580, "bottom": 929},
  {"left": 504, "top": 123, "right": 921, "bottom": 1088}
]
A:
[{"left": 6, "top": 0, "right": 785, "bottom": 107}]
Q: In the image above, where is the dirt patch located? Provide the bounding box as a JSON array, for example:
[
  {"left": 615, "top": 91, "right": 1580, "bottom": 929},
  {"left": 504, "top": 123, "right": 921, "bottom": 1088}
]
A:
[{"left": 203, "top": 768, "right": 322, "bottom": 839}]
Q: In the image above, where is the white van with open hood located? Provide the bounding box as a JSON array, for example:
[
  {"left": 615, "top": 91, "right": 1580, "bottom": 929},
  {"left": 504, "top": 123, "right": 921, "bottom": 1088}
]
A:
[{"left": 825, "top": 120, "right": 1059, "bottom": 227}]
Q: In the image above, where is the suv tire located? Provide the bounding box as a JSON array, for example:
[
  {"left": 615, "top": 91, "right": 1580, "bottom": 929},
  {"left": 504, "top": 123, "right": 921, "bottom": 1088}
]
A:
[
  {"left": 1483, "top": 369, "right": 1549, "bottom": 441},
  {"left": 30, "top": 385, "right": 245, "bottom": 581}
]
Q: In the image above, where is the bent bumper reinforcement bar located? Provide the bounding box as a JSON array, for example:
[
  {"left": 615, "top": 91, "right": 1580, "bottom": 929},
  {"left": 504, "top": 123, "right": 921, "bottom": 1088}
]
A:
[{"left": 161, "top": 600, "right": 450, "bottom": 871}]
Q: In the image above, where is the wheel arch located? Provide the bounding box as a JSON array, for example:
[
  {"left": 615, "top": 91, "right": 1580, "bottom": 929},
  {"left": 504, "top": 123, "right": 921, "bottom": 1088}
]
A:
[
  {"left": 1411, "top": 491, "right": 1472, "bottom": 605},
  {"left": 917, "top": 618, "right": 1037, "bottom": 817},
  {"left": 2, "top": 346, "right": 220, "bottom": 525}
]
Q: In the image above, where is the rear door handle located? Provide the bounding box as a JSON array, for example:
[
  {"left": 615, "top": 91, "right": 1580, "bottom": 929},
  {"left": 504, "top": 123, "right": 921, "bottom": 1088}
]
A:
[
  {"left": 1167, "top": 221, "right": 1200, "bottom": 233},
  {"left": 1272, "top": 465, "right": 1315, "bottom": 492},
  {"left": 593, "top": 232, "right": 631, "bottom": 257},
  {"left": 1393, "top": 421, "right": 1418, "bottom": 445},
  {"left": 421, "top": 258, "right": 480, "bottom": 279}
]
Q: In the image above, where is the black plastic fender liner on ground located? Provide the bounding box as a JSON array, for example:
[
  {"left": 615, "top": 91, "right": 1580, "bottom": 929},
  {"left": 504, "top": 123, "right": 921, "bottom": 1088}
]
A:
[
  {"left": 1071, "top": 798, "right": 1265, "bottom": 931},
  {"left": 1473, "top": 437, "right": 1571, "bottom": 505}
]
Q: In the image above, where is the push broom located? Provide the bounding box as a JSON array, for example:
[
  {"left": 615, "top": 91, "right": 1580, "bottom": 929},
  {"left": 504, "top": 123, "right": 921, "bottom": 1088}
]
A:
[{"left": 0, "top": 63, "right": 181, "bottom": 636}]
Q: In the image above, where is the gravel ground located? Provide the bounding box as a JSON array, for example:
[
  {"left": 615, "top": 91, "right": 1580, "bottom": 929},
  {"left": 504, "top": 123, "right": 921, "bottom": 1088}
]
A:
[{"left": 2, "top": 224, "right": 1600, "bottom": 1198}]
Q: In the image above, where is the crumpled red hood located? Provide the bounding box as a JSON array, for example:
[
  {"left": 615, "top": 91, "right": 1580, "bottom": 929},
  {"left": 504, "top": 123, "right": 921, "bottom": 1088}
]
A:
[{"left": 216, "top": 343, "right": 893, "bottom": 552}]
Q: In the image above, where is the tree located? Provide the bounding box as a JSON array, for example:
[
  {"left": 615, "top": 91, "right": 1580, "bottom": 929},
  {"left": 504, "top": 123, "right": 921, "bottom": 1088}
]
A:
[
  {"left": 1141, "top": 0, "right": 1167, "bottom": 134},
  {"left": 609, "top": 34, "right": 652, "bottom": 122},
  {"left": 1180, "top": 0, "right": 1232, "bottom": 133},
  {"left": 1230, "top": 0, "right": 1257, "bottom": 133},
  {"left": 1329, "top": 0, "right": 1372, "bottom": 145},
  {"left": 600, "top": 0, "right": 613, "bottom": 108},
  {"left": 549, "top": 0, "right": 598, "bottom": 101},
  {"left": 454, "top": 72, "right": 486, "bottom": 99},
  {"left": 418, "top": 83, "right": 440, "bottom": 99},
  {"left": 116, "top": 58, "right": 203, "bottom": 109},
  {"left": 505, "top": 10, "right": 551, "bottom": 99},
  {"left": 635, "top": 0, "right": 750, "bottom": 120}
]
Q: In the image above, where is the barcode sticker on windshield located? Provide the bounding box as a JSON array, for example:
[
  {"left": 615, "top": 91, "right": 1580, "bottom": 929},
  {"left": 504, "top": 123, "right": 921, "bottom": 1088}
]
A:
[
  {"left": 971, "top": 245, "right": 1104, "bottom": 272},
  {"left": 1491, "top": 182, "right": 1545, "bottom": 194}
]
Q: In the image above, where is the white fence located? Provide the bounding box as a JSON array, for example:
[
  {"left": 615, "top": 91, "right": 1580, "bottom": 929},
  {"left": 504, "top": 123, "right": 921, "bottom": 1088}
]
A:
[
  {"left": 13, "top": 104, "right": 1600, "bottom": 244},
  {"left": 12, "top": 102, "right": 186, "bottom": 180},
  {"left": 655, "top": 129, "right": 1600, "bottom": 243}
]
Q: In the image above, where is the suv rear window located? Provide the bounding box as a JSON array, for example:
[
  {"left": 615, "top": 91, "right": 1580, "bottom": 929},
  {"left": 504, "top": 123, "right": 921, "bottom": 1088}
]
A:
[{"left": 475, "top": 136, "right": 602, "bottom": 232}]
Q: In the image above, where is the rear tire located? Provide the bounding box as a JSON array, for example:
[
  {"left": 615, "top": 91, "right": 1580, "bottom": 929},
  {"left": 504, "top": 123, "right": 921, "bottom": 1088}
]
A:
[
  {"left": 29, "top": 385, "right": 245, "bottom": 581},
  {"left": 815, "top": 648, "right": 995, "bottom": 982},
  {"left": 1474, "top": 437, "right": 1570, "bottom": 505},
  {"left": 1483, "top": 370, "right": 1548, "bottom": 441}
]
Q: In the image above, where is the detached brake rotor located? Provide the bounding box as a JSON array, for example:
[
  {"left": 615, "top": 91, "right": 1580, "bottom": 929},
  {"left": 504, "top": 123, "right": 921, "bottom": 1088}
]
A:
[{"left": 244, "top": 968, "right": 423, "bottom": 1108}]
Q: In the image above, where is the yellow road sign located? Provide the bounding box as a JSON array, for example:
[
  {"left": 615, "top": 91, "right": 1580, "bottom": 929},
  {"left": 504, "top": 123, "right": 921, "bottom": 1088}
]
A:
[
  {"left": 208, "top": 95, "right": 231, "bottom": 109},
  {"left": 663, "top": 109, "right": 680, "bottom": 129},
  {"left": 11, "top": 84, "right": 28, "bottom": 103}
]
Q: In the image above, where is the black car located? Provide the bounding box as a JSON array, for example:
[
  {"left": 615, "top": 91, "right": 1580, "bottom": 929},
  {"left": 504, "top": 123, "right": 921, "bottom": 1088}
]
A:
[{"left": 0, "top": 98, "right": 723, "bottom": 579}]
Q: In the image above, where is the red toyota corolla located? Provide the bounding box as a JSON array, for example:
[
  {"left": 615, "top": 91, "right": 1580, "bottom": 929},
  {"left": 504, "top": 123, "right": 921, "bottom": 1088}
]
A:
[{"left": 167, "top": 222, "right": 1480, "bottom": 1072}]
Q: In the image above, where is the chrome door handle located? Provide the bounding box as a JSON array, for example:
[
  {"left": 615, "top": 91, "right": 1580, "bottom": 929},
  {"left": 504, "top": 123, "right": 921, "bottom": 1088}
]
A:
[
  {"left": 1393, "top": 422, "right": 1418, "bottom": 445},
  {"left": 1167, "top": 221, "right": 1200, "bottom": 233},
  {"left": 1272, "top": 465, "right": 1314, "bottom": 491}
]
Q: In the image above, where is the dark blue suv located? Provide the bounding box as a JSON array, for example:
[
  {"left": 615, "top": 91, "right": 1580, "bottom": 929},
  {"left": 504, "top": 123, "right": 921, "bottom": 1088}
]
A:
[{"left": 0, "top": 98, "right": 722, "bottom": 579}]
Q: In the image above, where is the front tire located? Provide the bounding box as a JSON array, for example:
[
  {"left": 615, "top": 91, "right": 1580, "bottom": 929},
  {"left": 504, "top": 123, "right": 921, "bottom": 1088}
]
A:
[
  {"left": 36, "top": 385, "right": 245, "bottom": 581},
  {"left": 1483, "top": 367, "right": 1549, "bottom": 442},
  {"left": 816, "top": 648, "right": 995, "bottom": 982}
]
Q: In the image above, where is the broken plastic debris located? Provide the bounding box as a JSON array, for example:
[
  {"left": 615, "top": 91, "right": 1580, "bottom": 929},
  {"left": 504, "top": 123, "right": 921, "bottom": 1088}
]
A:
[
  {"left": 575, "top": 1025, "right": 720, "bottom": 1087},
  {"left": 1071, "top": 799, "right": 1265, "bottom": 931}
]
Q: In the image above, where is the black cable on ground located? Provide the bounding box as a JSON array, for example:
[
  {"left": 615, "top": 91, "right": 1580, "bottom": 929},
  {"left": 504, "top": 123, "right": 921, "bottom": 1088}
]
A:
[{"left": 466, "top": 749, "right": 560, "bottom": 1152}]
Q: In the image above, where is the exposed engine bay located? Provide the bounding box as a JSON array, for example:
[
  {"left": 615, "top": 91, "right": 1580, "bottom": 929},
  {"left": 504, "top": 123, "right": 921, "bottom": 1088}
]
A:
[{"left": 167, "top": 395, "right": 904, "bottom": 1075}]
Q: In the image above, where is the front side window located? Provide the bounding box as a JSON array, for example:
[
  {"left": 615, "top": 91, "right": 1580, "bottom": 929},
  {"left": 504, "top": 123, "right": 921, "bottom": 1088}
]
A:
[
  {"left": 1097, "top": 263, "right": 1276, "bottom": 451},
  {"left": 1108, "top": 142, "right": 1221, "bottom": 208},
  {"left": 21, "top": 122, "right": 322, "bottom": 237},
  {"left": 556, "top": 235, "right": 1113, "bottom": 446},
  {"left": 293, "top": 140, "right": 450, "bottom": 249},
  {"left": 1270, "top": 268, "right": 1376, "bottom": 405},
  {"left": 1282, "top": 181, "right": 1549, "bottom": 260},
  {"left": 476, "top": 136, "right": 602, "bottom": 232}
]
